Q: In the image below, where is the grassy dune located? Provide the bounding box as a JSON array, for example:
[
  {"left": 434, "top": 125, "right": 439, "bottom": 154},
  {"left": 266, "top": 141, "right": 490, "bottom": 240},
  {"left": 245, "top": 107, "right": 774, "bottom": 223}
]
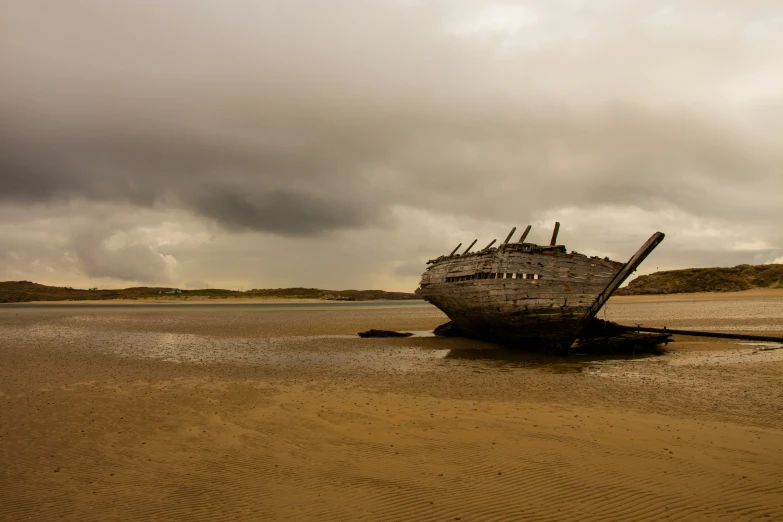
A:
[{"left": 618, "top": 264, "right": 783, "bottom": 295}]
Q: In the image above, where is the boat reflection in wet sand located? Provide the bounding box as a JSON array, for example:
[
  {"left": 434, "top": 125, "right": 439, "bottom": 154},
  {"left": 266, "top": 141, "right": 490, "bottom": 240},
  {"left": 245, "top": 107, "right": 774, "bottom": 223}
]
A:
[{"left": 415, "top": 223, "right": 665, "bottom": 353}]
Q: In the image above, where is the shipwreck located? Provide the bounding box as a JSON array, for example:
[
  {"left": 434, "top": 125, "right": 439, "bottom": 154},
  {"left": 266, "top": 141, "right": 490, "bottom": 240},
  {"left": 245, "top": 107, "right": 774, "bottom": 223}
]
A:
[{"left": 415, "top": 223, "right": 665, "bottom": 352}]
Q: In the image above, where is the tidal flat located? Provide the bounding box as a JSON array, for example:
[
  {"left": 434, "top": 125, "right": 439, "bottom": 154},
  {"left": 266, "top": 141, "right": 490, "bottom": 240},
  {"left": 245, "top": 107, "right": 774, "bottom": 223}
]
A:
[{"left": 1, "top": 295, "right": 782, "bottom": 520}]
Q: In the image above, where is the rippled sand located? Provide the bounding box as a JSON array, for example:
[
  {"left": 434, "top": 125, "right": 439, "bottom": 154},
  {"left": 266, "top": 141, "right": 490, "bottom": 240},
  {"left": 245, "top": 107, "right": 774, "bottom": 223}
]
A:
[{"left": 1, "top": 298, "right": 782, "bottom": 521}]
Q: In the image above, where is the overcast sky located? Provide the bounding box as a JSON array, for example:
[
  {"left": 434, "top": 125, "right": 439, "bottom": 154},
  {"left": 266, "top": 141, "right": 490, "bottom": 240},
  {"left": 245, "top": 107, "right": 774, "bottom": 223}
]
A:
[{"left": 1, "top": 1, "right": 781, "bottom": 291}]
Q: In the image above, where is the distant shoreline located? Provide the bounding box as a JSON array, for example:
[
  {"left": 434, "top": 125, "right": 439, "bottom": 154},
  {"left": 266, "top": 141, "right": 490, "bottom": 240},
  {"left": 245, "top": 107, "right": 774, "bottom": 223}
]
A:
[
  {"left": 1, "top": 297, "right": 429, "bottom": 306},
  {"left": 0, "top": 281, "right": 419, "bottom": 304}
]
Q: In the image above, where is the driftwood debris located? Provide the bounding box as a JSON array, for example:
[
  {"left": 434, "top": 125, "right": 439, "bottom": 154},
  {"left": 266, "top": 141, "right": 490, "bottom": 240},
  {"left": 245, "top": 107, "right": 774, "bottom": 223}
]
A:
[
  {"left": 358, "top": 329, "right": 414, "bottom": 338},
  {"left": 576, "top": 318, "right": 671, "bottom": 353},
  {"left": 574, "top": 332, "right": 671, "bottom": 354}
]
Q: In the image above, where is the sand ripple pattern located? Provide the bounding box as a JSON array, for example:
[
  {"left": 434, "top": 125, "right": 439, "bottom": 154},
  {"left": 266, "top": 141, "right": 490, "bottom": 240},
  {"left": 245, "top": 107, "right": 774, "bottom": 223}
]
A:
[{"left": 2, "top": 381, "right": 782, "bottom": 521}]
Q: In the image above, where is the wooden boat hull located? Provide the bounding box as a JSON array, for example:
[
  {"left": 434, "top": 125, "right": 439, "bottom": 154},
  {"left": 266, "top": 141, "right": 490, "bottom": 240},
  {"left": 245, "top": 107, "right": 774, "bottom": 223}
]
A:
[{"left": 416, "top": 233, "right": 665, "bottom": 351}]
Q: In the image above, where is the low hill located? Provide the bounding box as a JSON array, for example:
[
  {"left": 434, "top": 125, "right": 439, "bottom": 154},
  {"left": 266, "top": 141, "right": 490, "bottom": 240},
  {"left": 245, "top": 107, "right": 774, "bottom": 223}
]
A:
[
  {"left": 0, "top": 281, "right": 418, "bottom": 303},
  {"left": 617, "top": 264, "right": 783, "bottom": 295}
]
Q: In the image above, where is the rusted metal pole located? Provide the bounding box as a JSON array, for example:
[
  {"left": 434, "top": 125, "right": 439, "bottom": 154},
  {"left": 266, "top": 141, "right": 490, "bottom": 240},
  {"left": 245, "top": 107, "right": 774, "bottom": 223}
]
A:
[
  {"left": 448, "top": 243, "right": 462, "bottom": 256},
  {"left": 549, "top": 222, "right": 560, "bottom": 246},
  {"left": 502, "top": 227, "right": 517, "bottom": 246},
  {"left": 518, "top": 225, "right": 532, "bottom": 243},
  {"left": 462, "top": 239, "right": 478, "bottom": 254},
  {"left": 619, "top": 325, "right": 783, "bottom": 344}
]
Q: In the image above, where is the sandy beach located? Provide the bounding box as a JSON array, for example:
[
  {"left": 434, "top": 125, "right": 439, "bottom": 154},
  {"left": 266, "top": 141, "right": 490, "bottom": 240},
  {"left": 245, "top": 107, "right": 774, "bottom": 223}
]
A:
[{"left": 1, "top": 294, "right": 782, "bottom": 520}]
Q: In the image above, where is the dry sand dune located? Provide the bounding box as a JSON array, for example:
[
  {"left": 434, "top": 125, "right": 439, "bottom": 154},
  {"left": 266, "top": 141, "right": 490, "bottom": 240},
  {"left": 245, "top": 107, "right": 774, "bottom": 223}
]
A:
[{"left": 1, "top": 297, "right": 782, "bottom": 520}]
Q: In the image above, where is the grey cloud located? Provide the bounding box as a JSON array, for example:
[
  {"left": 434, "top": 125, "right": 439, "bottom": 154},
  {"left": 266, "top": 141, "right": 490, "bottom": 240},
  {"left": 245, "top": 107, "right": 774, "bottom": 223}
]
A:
[
  {"left": 3, "top": 96, "right": 779, "bottom": 231},
  {"left": 1, "top": 1, "right": 782, "bottom": 287},
  {"left": 2, "top": 3, "right": 781, "bottom": 224},
  {"left": 393, "top": 260, "right": 429, "bottom": 278},
  {"left": 76, "top": 242, "right": 171, "bottom": 284},
  {"left": 0, "top": 204, "right": 188, "bottom": 285}
]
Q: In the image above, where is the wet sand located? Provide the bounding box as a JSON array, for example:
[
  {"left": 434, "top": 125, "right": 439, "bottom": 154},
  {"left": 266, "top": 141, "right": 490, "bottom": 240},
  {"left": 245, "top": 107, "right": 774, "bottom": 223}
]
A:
[{"left": 1, "top": 296, "right": 782, "bottom": 520}]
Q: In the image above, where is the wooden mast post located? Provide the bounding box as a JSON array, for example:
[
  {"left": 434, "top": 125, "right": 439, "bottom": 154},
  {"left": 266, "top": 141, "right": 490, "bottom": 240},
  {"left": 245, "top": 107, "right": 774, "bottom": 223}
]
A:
[
  {"left": 549, "top": 222, "right": 560, "bottom": 246},
  {"left": 501, "top": 227, "right": 516, "bottom": 247},
  {"left": 448, "top": 243, "right": 462, "bottom": 256},
  {"left": 518, "top": 225, "right": 532, "bottom": 243},
  {"left": 480, "top": 239, "right": 497, "bottom": 251},
  {"left": 462, "top": 239, "right": 478, "bottom": 254}
]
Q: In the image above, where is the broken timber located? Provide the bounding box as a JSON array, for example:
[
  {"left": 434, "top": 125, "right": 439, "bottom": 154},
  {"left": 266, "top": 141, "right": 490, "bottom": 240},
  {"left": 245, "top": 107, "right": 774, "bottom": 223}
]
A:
[
  {"left": 619, "top": 325, "right": 783, "bottom": 344},
  {"left": 572, "top": 231, "right": 666, "bottom": 337}
]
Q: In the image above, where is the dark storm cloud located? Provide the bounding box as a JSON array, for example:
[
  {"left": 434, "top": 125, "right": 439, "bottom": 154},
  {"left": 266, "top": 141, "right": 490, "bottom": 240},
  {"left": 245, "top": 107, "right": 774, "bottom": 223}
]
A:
[
  {"left": 0, "top": 113, "right": 384, "bottom": 234},
  {"left": 2, "top": 0, "right": 781, "bottom": 237},
  {"left": 192, "top": 188, "right": 371, "bottom": 235}
]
